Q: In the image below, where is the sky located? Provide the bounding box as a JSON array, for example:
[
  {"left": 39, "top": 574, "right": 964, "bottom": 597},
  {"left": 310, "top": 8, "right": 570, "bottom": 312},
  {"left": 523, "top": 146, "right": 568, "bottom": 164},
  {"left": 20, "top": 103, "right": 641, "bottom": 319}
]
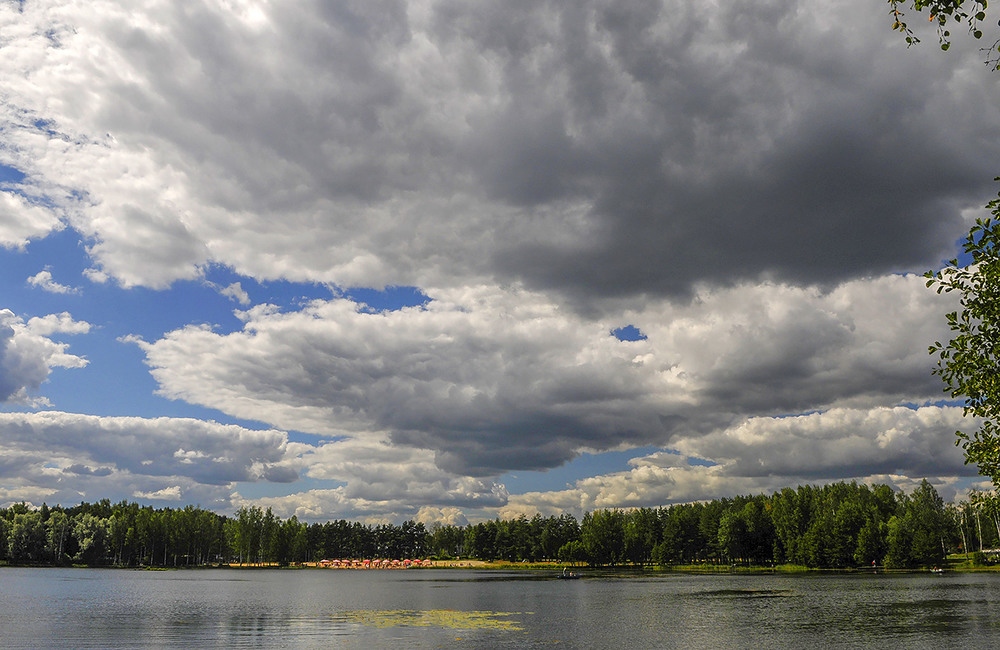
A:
[{"left": 2, "top": 0, "right": 1000, "bottom": 526}]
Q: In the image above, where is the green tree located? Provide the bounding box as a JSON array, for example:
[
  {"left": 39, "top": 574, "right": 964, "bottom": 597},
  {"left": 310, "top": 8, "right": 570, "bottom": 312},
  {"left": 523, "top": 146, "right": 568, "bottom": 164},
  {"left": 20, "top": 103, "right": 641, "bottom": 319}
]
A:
[
  {"left": 974, "top": 490, "right": 1000, "bottom": 543},
  {"left": 289, "top": 519, "right": 309, "bottom": 563},
  {"left": 73, "top": 513, "right": 109, "bottom": 565},
  {"left": 801, "top": 517, "right": 829, "bottom": 568},
  {"left": 0, "top": 516, "right": 9, "bottom": 562},
  {"left": 717, "top": 510, "right": 748, "bottom": 564},
  {"left": 855, "top": 517, "right": 888, "bottom": 566},
  {"left": 660, "top": 504, "right": 706, "bottom": 564},
  {"left": 740, "top": 499, "right": 777, "bottom": 565},
  {"left": 884, "top": 513, "right": 915, "bottom": 568},
  {"left": 581, "top": 510, "right": 625, "bottom": 566},
  {"left": 398, "top": 520, "right": 428, "bottom": 559},
  {"left": 558, "top": 539, "right": 588, "bottom": 564},
  {"left": 45, "top": 511, "right": 72, "bottom": 564},
  {"left": 623, "top": 508, "right": 659, "bottom": 566},
  {"left": 829, "top": 500, "right": 865, "bottom": 567},
  {"left": 428, "top": 523, "right": 464, "bottom": 558},
  {"left": 260, "top": 507, "right": 278, "bottom": 563},
  {"left": 925, "top": 188, "right": 1000, "bottom": 484},
  {"left": 909, "top": 479, "right": 949, "bottom": 564},
  {"left": 9, "top": 511, "right": 46, "bottom": 563},
  {"left": 884, "top": 481, "right": 949, "bottom": 567},
  {"left": 771, "top": 486, "right": 817, "bottom": 565},
  {"left": 697, "top": 500, "right": 729, "bottom": 562}
]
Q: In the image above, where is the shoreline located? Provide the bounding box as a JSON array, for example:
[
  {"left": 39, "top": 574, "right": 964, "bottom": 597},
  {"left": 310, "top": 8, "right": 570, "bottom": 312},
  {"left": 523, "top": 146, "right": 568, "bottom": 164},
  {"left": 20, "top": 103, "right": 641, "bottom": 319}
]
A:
[{"left": 5, "top": 558, "right": 1000, "bottom": 573}]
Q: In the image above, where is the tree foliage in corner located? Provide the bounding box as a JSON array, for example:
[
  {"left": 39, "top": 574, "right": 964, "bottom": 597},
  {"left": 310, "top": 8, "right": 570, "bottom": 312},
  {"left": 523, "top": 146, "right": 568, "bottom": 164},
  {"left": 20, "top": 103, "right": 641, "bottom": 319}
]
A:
[
  {"left": 892, "top": 2, "right": 1000, "bottom": 481},
  {"left": 925, "top": 184, "right": 1000, "bottom": 483},
  {"left": 888, "top": 0, "right": 1000, "bottom": 67}
]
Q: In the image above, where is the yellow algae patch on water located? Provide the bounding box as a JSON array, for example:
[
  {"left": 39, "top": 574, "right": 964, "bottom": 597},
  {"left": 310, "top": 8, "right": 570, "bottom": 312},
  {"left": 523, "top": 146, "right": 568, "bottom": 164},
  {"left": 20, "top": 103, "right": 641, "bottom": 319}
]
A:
[{"left": 340, "top": 609, "right": 524, "bottom": 631}]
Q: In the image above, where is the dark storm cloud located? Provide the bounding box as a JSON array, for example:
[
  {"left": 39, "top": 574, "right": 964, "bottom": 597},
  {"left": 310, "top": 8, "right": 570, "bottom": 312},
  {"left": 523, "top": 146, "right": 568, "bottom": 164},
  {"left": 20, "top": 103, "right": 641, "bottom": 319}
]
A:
[
  {"left": 64, "top": 464, "right": 114, "bottom": 477},
  {"left": 435, "top": 0, "right": 999, "bottom": 298},
  {"left": 9, "top": 0, "right": 996, "bottom": 298}
]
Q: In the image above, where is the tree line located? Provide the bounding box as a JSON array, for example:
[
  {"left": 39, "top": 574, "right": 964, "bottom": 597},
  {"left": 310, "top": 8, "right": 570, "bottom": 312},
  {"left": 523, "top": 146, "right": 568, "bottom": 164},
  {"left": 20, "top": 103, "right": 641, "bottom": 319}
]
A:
[
  {"left": 443, "top": 480, "right": 1000, "bottom": 569},
  {"left": 4, "top": 479, "right": 1000, "bottom": 569},
  {"left": 0, "top": 500, "right": 428, "bottom": 567}
]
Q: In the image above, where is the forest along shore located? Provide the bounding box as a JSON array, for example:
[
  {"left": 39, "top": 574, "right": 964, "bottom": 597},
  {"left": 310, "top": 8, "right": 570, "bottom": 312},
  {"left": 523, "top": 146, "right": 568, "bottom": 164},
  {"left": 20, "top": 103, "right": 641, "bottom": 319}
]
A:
[{"left": 5, "top": 479, "right": 1000, "bottom": 570}]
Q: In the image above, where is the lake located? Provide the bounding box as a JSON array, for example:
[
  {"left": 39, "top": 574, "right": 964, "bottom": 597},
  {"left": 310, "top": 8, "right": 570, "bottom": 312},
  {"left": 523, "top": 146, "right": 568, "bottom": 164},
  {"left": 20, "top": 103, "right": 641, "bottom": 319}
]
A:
[{"left": 2, "top": 567, "right": 1000, "bottom": 647}]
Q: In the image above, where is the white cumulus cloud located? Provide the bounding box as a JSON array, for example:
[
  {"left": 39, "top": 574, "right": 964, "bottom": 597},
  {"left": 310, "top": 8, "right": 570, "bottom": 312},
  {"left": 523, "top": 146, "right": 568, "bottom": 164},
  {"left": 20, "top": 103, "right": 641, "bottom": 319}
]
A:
[
  {"left": 0, "top": 309, "right": 90, "bottom": 403},
  {"left": 27, "top": 269, "right": 79, "bottom": 294},
  {"left": 0, "top": 191, "right": 62, "bottom": 250}
]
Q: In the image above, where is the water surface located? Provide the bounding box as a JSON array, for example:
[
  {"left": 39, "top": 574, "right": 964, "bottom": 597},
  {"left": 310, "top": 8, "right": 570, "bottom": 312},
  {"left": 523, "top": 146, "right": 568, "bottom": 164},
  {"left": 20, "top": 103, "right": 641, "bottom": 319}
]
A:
[{"left": 2, "top": 568, "right": 999, "bottom": 647}]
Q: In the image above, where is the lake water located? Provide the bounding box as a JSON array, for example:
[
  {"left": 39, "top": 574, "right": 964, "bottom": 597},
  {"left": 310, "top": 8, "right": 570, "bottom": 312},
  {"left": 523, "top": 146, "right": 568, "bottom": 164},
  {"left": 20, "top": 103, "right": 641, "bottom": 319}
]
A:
[{"left": 2, "top": 567, "right": 1000, "bottom": 648}]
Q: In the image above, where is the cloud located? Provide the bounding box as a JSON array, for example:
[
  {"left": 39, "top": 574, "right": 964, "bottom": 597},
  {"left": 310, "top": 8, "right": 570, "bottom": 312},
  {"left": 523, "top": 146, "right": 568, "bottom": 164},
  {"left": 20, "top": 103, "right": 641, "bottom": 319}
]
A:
[
  {"left": 0, "top": 410, "right": 293, "bottom": 509},
  {"left": 630, "top": 274, "right": 957, "bottom": 415},
  {"left": 25, "top": 312, "right": 91, "bottom": 337},
  {"left": 0, "top": 309, "right": 89, "bottom": 403},
  {"left": 132, "top": 274, "right": 956, "bottom": 476},
  {"left": 0, "top": 191, "right": 62, "bottom": 250},
  {"left": 204, "top": 280, "right": 252, "bottom": 305},
  {"left": 218, "top": 281, "right": 251, "bottom": 306},
  {"left": 230, "top": 485, "right": 493, "bottom": 523},
  {"left": 133, "top": 486, "right": 182, "bottom": 501},
  {"left": 0, "top": 486, "right": 58, "bottom": 506},
  {"left": 64, "top": 464, "right": 114, "bottom": 477},
  {"left": 27, "top": 269, "right": 79, "bottom": 294},
  {"left": 133, "top": 286, "right": 685, "bottom": 474},
  {"left": 671, "top": 405, "right": 976, "bottom": 480},
  {"left": 0, "top": 410, "right": 508, "bottom": 520},
  {"left": 0, "top": 410, "right": 290, "bottom": 483},
  {"left": 499, "top": 405, "right": 975, "bottom": 518},
  {"left": 416, "top": 506, "right": 469, "bottom": 527},
  {"left": 244, "top": 436, "right": 509, "bottom": 521},
  {"left": 0, "top": 0, "right": 996, "bottom": 297}
]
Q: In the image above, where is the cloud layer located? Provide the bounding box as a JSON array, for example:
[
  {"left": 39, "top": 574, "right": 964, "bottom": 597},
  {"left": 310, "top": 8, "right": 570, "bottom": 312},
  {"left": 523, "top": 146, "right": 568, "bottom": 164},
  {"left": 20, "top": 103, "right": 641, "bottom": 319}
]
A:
[
  {"left": 131, "top": 275, "right": 957, "bottom": 476},
  {"left": 500, "top": 405, "right": 975, "bottom": 518},
  {"left": 0, "top": 411, "right": 290, "bottom": 507},
  {"left": 1, "top": 0, "right": 996, "bottom": 520},
  {"left": 2, "top": 0, "right": 997, "bottom": 295}
]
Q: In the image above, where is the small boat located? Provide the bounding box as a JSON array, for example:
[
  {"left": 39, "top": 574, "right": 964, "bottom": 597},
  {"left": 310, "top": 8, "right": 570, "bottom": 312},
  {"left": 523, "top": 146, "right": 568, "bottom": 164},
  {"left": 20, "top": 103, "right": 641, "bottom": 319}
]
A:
[
  {"left": 559, "top": 568, "right": 580, "bottom": 580},
  {"left": 931, "top": 567, "right": 944, "bottom": 574}
]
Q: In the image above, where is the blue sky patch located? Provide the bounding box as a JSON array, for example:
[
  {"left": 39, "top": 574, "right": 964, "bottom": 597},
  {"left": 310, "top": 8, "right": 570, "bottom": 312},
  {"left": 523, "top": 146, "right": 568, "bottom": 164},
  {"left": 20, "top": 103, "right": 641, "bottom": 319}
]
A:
[
  {"left": 499, "top": 446, "right": 663, "bottom": 493},
  {"left": 0, "top": 163, "right": 26, "bottom": 184},
  {"left": 612, "top": 325, "right": 647, "bottom": 342},
  {"left": 343, "top": 286, "right": 429, "bottom": 312}
]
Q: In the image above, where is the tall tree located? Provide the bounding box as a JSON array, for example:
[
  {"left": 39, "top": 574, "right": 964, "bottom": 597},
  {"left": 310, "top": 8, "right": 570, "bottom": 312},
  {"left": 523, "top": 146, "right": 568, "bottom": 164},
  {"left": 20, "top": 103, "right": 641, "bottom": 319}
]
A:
[
  {"left": 46, "top": 511, "right": 71, "bottom": 565},
  {"left": 581, "top": 509, "right": 625, "bottom": 566},
  {"left": 73, "top": 513, "right": 109, "bottom": 565},
  {"left": 9, "top": 511, "right": 46, "bottom": 564}
]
